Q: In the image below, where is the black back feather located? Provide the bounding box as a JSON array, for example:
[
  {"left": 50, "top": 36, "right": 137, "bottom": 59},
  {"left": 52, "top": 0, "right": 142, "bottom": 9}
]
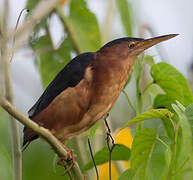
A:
[{"left": 28, "top": 52, "right": 94, "bottom": 119}]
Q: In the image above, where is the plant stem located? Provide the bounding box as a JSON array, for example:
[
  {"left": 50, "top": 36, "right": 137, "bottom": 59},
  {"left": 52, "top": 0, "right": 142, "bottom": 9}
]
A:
[
  {"left": 136, "top": 77, "right": 143, "bottom": 130},
  {"left": 167, "top": 123, "right": 179, "bottom": 179},
  {"left": 1, "top": 1, "right": 22, "bottom": 179},
  {"left": 156, "top": 137, "right": 170, "bottom": 151},
  {"left": 56, "top": 7, "right": 82, "bottom": 54},
  {"left": 142, "top": 81, "right": 154, "bottom": 95},
  {"left": 135, "top": 56, "right": 145, "bottom": 131},
  {"left": 122, "top": 89, "right": 136, "bottom": 114},
  {"left": 172, "top": 157, "right": 189, "bottom": 176}
]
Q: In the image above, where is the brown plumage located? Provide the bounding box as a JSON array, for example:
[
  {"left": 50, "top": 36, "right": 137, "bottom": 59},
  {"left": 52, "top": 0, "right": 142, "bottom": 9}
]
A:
[{"left": 23, "top": 34, "right": 178, "bottom": 147}]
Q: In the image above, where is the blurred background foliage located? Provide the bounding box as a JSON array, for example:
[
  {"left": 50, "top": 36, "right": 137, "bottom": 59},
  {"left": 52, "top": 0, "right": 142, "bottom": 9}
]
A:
[{"left": 1, "top": 0, "right": 193, "bottom": 180}]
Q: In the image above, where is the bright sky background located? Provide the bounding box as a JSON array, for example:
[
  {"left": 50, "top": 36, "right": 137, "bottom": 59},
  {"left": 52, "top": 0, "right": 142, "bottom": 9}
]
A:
[{"left": 2, "top": 0, "right": 193, "bottom": 113}]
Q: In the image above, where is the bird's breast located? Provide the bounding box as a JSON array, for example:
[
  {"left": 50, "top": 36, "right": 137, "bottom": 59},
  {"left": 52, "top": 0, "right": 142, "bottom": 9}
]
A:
[{"left": 87, "top": 59, "right": 132, "bottom": 121}]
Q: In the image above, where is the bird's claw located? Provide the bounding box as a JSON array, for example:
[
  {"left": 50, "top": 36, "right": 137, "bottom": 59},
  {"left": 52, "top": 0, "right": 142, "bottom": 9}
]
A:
[{"left": 57, "top": 148, "right": 76, "bottom": 175}]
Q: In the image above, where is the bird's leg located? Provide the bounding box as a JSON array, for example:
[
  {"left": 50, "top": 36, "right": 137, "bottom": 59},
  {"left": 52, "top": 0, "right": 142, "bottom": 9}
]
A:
[
  {"left": 104, "top": 113, "right": 116, "bottom": 180},
  {"left": 57, "top": 146, "right": 76, "bottom": 174},
  {"left": 104, "top": 113, "right": 115, "bottom": 146}
]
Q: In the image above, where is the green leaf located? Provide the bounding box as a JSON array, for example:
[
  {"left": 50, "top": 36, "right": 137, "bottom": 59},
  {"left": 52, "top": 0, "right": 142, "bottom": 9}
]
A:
[
  {"left": 82, "top": 144, "right": 130, "bottom": 172},
  {"left": 67, "top": 0, "right": 101, "bottom": 52},
  {"left": 122, "top": 109, "right": 173, "bottom": 129},
  {"left": 185, "top": 103, "right": 193, "bottom": 138},
  {"left": 26, "top": 0, "right": 39, "bottom": 10},
  {"left": 118, "top": 168, "right": 135, "bottom": 180},
  {"left": 172, "top": 103, "right": 193, "bottom": 168},
  {"left": 116, "top": 0, "right": 132, "bottom": 36},
  {"left": 89, "top": 121, "right": 101, "bottom": 142},
  {"left": 130, "top": 128, "right": 156, "bottom": 179},
  {"left": 133, "top": 57, "right": 144, "bottom": 82},
  {"left": 144, "top": 55, "right": 155, "bottom": 66},
  {"left": 153, "top": 94, "right": 174, "bottom": 111},
  {"left": 34, "top": 35, "right": 73, "bottom": 87},
  {"left": 160, "top": 116, "right": 174, "bottom": 140},
  {"left": 151, "top": 62, "right": 193, "bottom": 109},
  {"left": 133, "top": 57, "right": 144, "bottom": 114},
  {"left": 147, "top": 139, "right": 169, "bottom": 180},
  {"left": 26, "top": 0, "right": 49, "bottom": 41}
]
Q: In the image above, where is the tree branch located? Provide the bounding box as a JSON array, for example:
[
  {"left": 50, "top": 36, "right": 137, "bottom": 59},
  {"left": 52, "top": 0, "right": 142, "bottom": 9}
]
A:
[{"left": 0, "top": 98, "right": 83, "bottom": 179}]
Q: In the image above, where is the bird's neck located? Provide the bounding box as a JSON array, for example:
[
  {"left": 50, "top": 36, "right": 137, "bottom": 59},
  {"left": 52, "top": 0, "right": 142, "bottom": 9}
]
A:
[
  {"left": 94, "top": 52, "right": 135, "bottom": 83},
  {"left": 92, "top": 52, "right": 135, "bottom": 99}
]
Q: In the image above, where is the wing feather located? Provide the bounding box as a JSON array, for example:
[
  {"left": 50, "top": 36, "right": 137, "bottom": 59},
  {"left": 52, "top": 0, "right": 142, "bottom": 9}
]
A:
[
  {"left": 28, "top": 52, "right": 94, "bottom": 119},
  {"left": 23, "top": 52, "right": 94, "bottom": 147}
]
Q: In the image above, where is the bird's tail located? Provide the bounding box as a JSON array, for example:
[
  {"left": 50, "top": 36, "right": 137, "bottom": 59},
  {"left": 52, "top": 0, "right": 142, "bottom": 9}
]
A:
[{"left": 22, "top": 126, "right": 38, "bottom": 152}]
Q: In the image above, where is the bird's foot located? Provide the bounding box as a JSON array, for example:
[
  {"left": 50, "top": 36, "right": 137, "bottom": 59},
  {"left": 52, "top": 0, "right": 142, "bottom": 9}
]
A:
[{"left": 57, "top": 147, "right": 76, "bottom": 174}]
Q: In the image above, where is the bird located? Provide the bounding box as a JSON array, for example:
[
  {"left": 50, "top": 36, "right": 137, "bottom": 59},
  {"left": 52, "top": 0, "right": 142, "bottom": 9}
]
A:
[{"left": 23, "top": 34, "right": 177, "bottom": 156}]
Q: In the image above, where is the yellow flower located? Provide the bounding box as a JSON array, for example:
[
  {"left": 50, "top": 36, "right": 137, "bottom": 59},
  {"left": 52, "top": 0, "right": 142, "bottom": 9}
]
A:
[
  {"left": 59, "top": 0, "right": 69, "bottom": 6},
  {"left": 97, "top": 128, "right": 133, "bottom": 180}
]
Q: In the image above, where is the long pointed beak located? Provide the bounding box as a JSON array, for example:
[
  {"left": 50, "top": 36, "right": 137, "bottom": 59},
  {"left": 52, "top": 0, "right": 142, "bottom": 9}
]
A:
[{"left": 130, "top": 34, "right": 178, "bottom": 56}]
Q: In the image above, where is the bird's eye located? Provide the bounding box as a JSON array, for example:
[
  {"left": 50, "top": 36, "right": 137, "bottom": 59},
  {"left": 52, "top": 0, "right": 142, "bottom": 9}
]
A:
[{"left": 128, "top": 42, "right": 135, "bottom": 49}]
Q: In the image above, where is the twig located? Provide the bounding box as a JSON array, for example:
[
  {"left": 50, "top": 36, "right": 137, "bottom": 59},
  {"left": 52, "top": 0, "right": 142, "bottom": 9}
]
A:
[
  {"left": 1, "top": 1, "right": 22, "bottom": 179},
  {"left": 0, "top": 98, "right": 83, "bottom": 180},
  {"left": 56, "top": 6, "right": 82, "bottom": 54},
  {"left": 8, "top": 0, "right": 61, "bottom": 54},
  {"left": 10, "top": 8, "right": 29, "bottom": 62},
  {"left": 88, "top": 138, "right": 99, "bottom": 180},
  {"left": 62, "top": 165, "right": 72, "bottom": 180}
]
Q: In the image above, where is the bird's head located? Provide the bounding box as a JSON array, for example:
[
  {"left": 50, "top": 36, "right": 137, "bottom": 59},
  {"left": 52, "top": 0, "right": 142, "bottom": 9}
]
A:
[{"left": 99, "top": 34, "right": 178, "bottom": 60}]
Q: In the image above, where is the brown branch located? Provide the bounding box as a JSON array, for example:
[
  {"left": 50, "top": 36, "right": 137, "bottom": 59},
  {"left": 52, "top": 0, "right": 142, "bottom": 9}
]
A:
[
  {"left": 88, "top": 138, "right": 99, "bottom": 180},
  {"left": 0, "top": 97, "right": 66, "bottom": 156},
  {"left": 0, "top": 98, "right": 84, "bottom": 180}
]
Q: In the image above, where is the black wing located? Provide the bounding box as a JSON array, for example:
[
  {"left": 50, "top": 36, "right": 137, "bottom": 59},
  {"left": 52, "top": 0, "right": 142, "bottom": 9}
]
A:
[{"left": 28, "top": 52, "right": 94, "bottom": 119}]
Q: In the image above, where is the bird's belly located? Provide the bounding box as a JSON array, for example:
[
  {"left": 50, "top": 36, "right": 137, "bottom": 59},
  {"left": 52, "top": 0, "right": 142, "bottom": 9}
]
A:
[
  {"left": 56, "top": 71, "right": 129, "bottom": 142},
  {"left": 55, "top": 88, "right": 118, "bottom": 142}
]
